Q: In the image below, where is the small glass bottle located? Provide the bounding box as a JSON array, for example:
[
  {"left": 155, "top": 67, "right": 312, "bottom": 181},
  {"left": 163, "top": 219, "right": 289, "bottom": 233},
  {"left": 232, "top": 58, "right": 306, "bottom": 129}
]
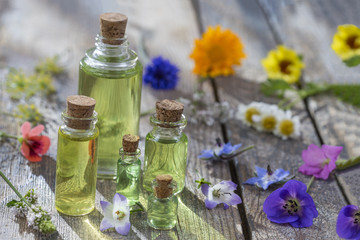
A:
[
  {"left": 78, "top": 13, "right": 142, "bottom": 179},
  {"left": 55, "top": 95, "right": 99, "bottom": 216},
  {"left": 143, "top": 99, "right": 188, "bottom": 194},
  {"left": 147, "top": 174, "right": 178, "bottom": 230},
  {"left": 116, "top": 134, "right": 141, "bottom": 206}
]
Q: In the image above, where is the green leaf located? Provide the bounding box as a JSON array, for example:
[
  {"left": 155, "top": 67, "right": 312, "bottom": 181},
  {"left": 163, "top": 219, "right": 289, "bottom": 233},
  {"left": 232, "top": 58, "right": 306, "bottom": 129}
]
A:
[
  {"left": 329, "top": 84, "right": 360, "bottom": 108},
  {"left": 336, "top": 156, "right": 360, "bottom": 170},
  {"left": 6, "top": 199, "right": 19, "bottom": 207},
  {"left": 260, "top": 79, "right": 292, "bottom": 98},
  {"left": 343, "top": 55, "right": 360, "bottom": 67}
]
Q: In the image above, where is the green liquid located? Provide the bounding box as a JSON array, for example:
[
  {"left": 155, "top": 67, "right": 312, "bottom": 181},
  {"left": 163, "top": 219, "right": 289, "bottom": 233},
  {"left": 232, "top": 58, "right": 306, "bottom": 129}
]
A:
[
  {"left": 116, "top": 158, "right": 141, "bottom": 205},
  {"left": 143, "top": 133, "right": 188, "bottom": 194},
  {"left": 55, "top": 128, "right": 99, "bottom": 216},
  {"left": 147, "top": 195, "right": 178, "bottom": 230},
  {"left": 78, "top": 61, "right": 142, "bottom": 179}
]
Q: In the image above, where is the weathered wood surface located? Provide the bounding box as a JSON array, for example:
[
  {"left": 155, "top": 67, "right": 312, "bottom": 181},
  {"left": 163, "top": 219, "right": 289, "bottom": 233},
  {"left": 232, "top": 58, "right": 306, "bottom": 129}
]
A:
[{"left": 1, "top": 0, "right": 359, "bottom": 240}]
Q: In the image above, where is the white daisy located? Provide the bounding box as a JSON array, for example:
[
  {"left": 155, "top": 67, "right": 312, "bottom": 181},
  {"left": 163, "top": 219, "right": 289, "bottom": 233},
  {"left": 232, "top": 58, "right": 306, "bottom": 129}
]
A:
[
  {"left": 236, "top": 102, "right": 263, "bottom": 127},
  {"left": 273, "top": 110, "right": 301, "bottom": 139},
  {"left": 252, "top": 104, "right": 283, "bottom": 132}
]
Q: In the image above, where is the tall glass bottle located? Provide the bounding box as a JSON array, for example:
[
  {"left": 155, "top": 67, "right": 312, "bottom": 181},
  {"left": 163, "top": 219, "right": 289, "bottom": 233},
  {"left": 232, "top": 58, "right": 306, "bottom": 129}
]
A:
[
  {"left": 143, "top": 100, "right": 188, "bottom": 194},
  {"left": 147, "top": 174, "right": 178, "bottom": 230},
  {"left": 116, "top": 134, "right": 141, "bottom": 206},
  {"left": 78, "top": 13, "right": 142, "bottom": 179},
  {"left": 55, "top": 95, "right": 99, "bottom": 216}
]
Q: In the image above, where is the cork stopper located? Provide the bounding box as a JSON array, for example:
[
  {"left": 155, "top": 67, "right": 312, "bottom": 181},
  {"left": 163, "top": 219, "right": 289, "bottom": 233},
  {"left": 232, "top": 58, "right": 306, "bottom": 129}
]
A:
[
  {"left": 154, "top": 174, "right": 173, "bottom": 199},
  {"left": 66, "top": 95, "right": 96, "bottom": 130},
  {"left": 122, "top": 134, "right": 139, "bottom": 152},
  {"left": 156, "top": 99, "right": 184, "bottom": 123},
  {"left": 100, "top": 13, "right": 128, "bottom": 45}
]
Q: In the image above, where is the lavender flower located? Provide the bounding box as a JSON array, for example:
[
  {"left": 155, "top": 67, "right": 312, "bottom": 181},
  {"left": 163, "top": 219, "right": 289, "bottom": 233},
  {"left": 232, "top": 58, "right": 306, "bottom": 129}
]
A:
[
  {"left": 336, "top": 205, "right": 360, "bottom": 239},
  {"left": 100, "top": 193, "right": 131, "bottom": 235},
  {"left": 263, "top": 180, "right": 318, "bottom": 228},
  {"left": 143, "top": 56, "right": 179, "bottom": 90},
  {"left": 243, "top": 165, "right": 290, "bottom": 190},
  {"left": 201, "top": 181, "right": 242, "bottom": 210}
]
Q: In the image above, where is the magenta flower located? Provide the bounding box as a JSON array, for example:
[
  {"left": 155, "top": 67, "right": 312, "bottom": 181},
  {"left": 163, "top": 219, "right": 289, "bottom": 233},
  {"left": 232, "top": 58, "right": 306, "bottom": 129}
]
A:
[
  {"left": 336, "top": 205, "right": 360, "bottom": 239},
  {"left": 100, "top": 193, "right": 130, "bottom": 235},
  {"left": 263, "top": 180, "right": 318, "bottom": 228},
  {"left": 201, "top": 181, "right": 242, "bottom": 210},
  {"left": 298, "top": 144, "right": 343, "bottom": 180}
]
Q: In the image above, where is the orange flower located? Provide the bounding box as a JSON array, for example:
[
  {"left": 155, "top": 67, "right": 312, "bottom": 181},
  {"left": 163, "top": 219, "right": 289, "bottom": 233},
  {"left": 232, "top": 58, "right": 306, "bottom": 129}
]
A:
[
  {"left": 190, "top": 26, "right": 246, "bottom": 78},
  {"left": 20, "top": 122, "right": 50, "bottom": 162}
]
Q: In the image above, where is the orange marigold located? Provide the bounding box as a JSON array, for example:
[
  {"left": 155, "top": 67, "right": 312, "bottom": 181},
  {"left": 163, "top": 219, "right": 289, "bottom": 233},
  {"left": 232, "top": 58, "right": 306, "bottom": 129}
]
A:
[{"left": 189, "top": 26, "right": 246, "bottom": 78}]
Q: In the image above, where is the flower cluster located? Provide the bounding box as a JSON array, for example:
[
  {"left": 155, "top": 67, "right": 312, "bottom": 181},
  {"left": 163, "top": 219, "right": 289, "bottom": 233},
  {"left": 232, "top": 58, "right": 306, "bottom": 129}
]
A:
[
  {"left": 332, "top": 24, "right": 360, "bottom": 67},
  {"left": 13, "top": 104, "right": 44, "bottom": 125},
  {"left": 261, "top": 45, "right": 304, "bottom": 84},
  {"left": 190, "top": 25, "right": 246, "bottom": 78},
  {"left": 143, "top": 56, "right": 180, "bottom": 90},
  {"left": 237, "top": 102, "right": 301, "bottom": 139}
]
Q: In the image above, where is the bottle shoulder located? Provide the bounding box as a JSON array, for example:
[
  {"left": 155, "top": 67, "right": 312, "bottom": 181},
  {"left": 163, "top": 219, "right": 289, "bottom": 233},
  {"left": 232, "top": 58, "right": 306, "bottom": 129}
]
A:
[{"left": 59, "top": 125, "right": 99, "bottom": 141}]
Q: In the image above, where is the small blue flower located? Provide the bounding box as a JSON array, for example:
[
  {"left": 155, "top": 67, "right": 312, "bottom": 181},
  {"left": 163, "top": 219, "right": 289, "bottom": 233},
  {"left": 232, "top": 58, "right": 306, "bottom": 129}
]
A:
[
  {"left": 201, "top": 180, "right": 242, "bottom": 210},
  {"left": 143, "top": 56, "right": 180, "bottom": 90},
  {"left": 263, "top": 180, "right": 318, "bottom": 228},
  {"left": 100, "top": 193, "right": 131, "bottom": 235},
  {"left": 198, "top": 142, "right": 242, "bottom": 161},
  {"left": 336, "top": 205, "right": 360, "bottom": 239},
  {"left": 243, "top": 166, "right": 290, "bottom": 190}
]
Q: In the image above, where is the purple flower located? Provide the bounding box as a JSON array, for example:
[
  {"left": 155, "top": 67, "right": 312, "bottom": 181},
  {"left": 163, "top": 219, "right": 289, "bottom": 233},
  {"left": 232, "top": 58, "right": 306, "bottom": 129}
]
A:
[
  {"left": 100, "top": 193, "right": 130, "bottom": 235},
  {"left": 143, "top": 56, "right": 180, "bottom": 90},
  {"left": 263, "top": 180, "right": 318, "bottom": 228},
  {"left": 201, "top": 181, "right": 242, "bottom": 209},
  {"left": 299, "top": 144, "right": 343, "bottom": 180},
  {"left": 198, "top": 142, "right": 242, "bottom": 161},
  {"left": 243, "top": 166, "right": 290, "bottom": 190},
  {"left": 336, "top": 205, "right": 360, "bottom": 239}
]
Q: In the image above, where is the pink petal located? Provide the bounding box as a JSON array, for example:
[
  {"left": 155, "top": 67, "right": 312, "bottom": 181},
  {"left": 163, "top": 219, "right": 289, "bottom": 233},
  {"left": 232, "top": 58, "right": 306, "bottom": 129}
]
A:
[
  {"left": 21, "top": 142, "right": 30, "bottom": 157},
  {"left": 322, "top": 145, "right": 343, "bottom": 163},
  {"left": 28, "top": 124, "right": 44, "bottom": 137},
  {"left": 302, "top": 144, "right": 326, "bottom": 166},
  {"left": 298, "top": 163, "right": 322, "bottom": 176},
  {"left": 313, "top": 168, "right": 331, "bottom": 180},
  {"left": 27, "top": 136, "right": 50, "bottom": 155},
  {"left": 21, "top": 122, "right": 31, "bottom": 138}
]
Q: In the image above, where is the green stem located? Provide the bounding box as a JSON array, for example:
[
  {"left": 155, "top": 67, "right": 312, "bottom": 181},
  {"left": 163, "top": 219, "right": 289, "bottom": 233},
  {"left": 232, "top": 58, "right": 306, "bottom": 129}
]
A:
[
  {"left": 0, "top": 110, "right": 16, "bottom": 118},
  {"left": 220, "top": 145, "right": 255, "bottom": 160},
  {"left": 306, "top": 176, "right": 315, "bottom": 192},
  {"left": 140, "top": 108, "right": 155, "bottom": 117},
  {"left": 336, "top": 156, "right": 360, "bottom": 170},
  {"left": 0, "top": 170, "right": 31, "bottom": 207},
  {"left": 0, "top": 131, "right": 19, "bottom": 140},
  {"left": 130, "top": 202, "right": 144, "bottom": 214}
]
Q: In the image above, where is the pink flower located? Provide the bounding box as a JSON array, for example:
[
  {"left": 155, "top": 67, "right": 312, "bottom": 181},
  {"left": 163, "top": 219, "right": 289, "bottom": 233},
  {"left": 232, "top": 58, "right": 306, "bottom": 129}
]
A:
[
  {"left": 20, "top": 122, "right": 50, "bottom": 162},
  {"left": 298, "top": 144, "right": 343, "bottom": 180}
]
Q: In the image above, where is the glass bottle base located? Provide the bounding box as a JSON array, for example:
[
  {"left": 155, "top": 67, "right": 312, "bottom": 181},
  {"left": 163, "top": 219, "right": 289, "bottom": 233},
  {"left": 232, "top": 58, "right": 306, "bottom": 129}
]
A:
[
  {"left": 147, "top": 219, "right": 176, "bottom": 230},
  {"left": 97, "top": 172, "right": 116, "bottom": 179},
  {"left": 55, "top": 205, "right": 94, "bottom": 216}
]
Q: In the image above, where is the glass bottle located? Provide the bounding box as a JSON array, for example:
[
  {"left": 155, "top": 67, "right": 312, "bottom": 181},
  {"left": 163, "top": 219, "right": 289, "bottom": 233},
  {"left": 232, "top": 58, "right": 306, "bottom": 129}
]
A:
[
  {"left": 55, "top": 95, "right": 99, "bottom": 216},
  {"left": 143, "top": 100, "right": 188, "bottom": 194},
  {"left": 78, "top": 13, "right": 142, "bottom": 179},
  {"left": 116, "top": 134, "right": 141, "bottom": 206},
  {"left": 147, "top": 174, "right": 178, "bottom": 230}
]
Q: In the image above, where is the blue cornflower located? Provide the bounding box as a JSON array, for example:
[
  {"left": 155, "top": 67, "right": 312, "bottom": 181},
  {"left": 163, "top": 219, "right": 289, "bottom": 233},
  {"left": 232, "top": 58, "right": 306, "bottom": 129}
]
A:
[
  {"left": 143, "top": 56, "right": 180, "bottom": 90},
  {"left": 263, "top": 180, "right": 318, "bottom": 228},
  {"left": 336, "top": 205, "right": 360, "bottom": 239},
  {"left": 243, "top": 165, "right": 290, "bottom": 190},
  {"left": 198, "top": 142, "right": 242, "bottom": 161}
]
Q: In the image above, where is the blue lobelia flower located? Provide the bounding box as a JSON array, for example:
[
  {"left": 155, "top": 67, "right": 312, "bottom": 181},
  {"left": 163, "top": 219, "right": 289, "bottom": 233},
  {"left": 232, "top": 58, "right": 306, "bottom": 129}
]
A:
[
  {"left": 263, "top": 180, "right": 318, "bottom": 228},
  {"left": 243, "top": 165, "right": 290, "bottom": 190},
  {"left": 100, "top": 193, "right": 131, "bottom": 235},
  {"left": 198, "top": 141, "right": 243, "bottom": 161},
  {"left": 201, "top": 180, "right": 242, "bottom": 210},
  {"left": 336, "top": 205, "right": 360, "bottom": 239},
  {"left": 143, "top": 56, "right": 180, "bottom": 90}
]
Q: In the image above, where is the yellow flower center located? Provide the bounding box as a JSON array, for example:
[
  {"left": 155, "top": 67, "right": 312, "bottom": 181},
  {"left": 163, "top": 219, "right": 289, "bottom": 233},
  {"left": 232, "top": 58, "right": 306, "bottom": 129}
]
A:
[
  {"left": 245, "top": 107, "right": 260, "bottom": 123},
  {"left": 279, "top": 60, "right": 292, "bottom": 74},
  {"left": 279, "top": 119, "right": 294, "bottom": 136},
  {"left": 347, "top": 35, "right": 360, "bottom": 49},
  {"left": 261, "top": 116, "right": 277, "bottom": 130},
  {"left": 115, "top": 210, "right": 126, "bottom": 220}
]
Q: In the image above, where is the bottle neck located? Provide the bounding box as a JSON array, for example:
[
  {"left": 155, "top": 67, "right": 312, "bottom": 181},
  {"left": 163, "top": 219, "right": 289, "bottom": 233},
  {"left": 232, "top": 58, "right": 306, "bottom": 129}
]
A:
[
  {"left": 150, "top": 114, "right": 187, "bottom": 138},
  {"left": 119, "top": 148, "right": 141, "bottom": 163},
  {"left": 61, "top": 111, "right": 97, "bottom": 136},
  {"left": 94, "top": 34, "right": 129, "bottom": 58}
]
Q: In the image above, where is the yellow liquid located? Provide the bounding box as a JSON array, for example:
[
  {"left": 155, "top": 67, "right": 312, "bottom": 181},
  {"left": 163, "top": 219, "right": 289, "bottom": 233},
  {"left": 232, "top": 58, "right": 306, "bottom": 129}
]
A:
[
  {"left": 78, "top": 62, "right": 142, "bottom": 179},
  {"left": 55, "top": 128, "right": 99, "bottom": 216}
]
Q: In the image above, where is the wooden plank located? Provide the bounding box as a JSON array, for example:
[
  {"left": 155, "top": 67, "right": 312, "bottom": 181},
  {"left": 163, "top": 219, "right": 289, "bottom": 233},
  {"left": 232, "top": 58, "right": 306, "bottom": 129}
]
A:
[
  {"left": 0, "top": 0, "right": 244, "bottom": 239},
  {"left": 257, "top": 0, "right": 360, "bottom": 205},
  {"left": 196, "top": 0, "right": 349, "bottom": 239}
]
